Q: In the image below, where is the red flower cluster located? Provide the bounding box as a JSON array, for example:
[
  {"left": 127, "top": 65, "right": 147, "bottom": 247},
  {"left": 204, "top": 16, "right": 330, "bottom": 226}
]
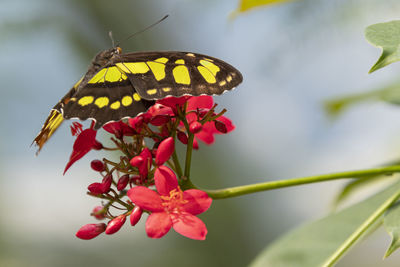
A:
[{"left": 72, "top": 96, "right": 234, "bottom": 240}]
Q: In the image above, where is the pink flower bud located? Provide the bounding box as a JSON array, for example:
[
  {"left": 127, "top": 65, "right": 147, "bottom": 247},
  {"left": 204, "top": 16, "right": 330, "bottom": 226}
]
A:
[
  {"left": 76, "top": 223, "right": 106, "bottom": 240},
  {"left": 88, "top": 182, "right": 104, "bottom": 194},
  {"left": 177, "top": 131, "right": 188, "bottom": 144},
  {"left": 155, "top": 137, "right": 175, "bottom": 165},
  {"left": 101, "top": 174, "right": 112, "bottom": 193},
  {"left": 189, "top": 121, "right": 202, "bottom": 134},
  {"left": 117, "top": 174, "right": 130, "bottom": 191},
  {"left": 92, "top": 140, "right": 103, "bottom": 150},
  {"left": 130, "top": 175, "right": 141, "bottom": 185},
  {"left": 214, "top": 120, "right": 227, "bottom": 133},
  {"left": 91, "top": 206, "right": 106, "bottom": 220},
  {"left": 130, "top": 156, "right": 144, "bottom": 168},
  {"left": 128, "top": 116, "right": 144, "bottom": 131},
  {"left": 130, "top": 206, "right": 142, "bottom": 226},
  {"left": 105, "top": 215, "right": 126, "bottom": 235},
  {"left": 150, "top": 115, "right": 170, "bottom": 126},
  {"left": 90, "top": 160, "right": 105, "bottom": 172}
]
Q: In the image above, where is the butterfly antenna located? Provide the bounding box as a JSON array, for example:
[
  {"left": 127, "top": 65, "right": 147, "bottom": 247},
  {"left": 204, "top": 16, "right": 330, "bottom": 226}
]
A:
[
  {"left": 109, "top": 31, "right": 115, "bottom": 47},
  {"left": 116, "top": 14, "right": 169, "bottom": 46}
]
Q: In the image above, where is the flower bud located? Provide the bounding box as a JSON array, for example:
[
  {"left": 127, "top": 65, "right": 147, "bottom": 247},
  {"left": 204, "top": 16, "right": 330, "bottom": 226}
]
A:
[
  {"left": 189, "top": 121, "right": 202, "bottom": 134},
  {"left": 91, "top": 206, "right": 106, "bottom": 220},
  {"left": 88, "top": 182, "right": 104, "bottom": 194},
  {"left": 177, "top": 130, "right": 188, "bottom": 144},
  {"left": 76, "top": 223, "right": 106, "bottom": 240},
  {"left": 130, "top": 175, "right": 141, "bottom": 185},
  {"left": 130, "top": 156, "right": 144, "bottom": 168},
  {"left": 117, "top": 174, "right": 130, "bottom": 191},
  {"left": 155, "top": 137, "right": 174, "bottom": 165},
  {"left": 92, "top": 140, "right": 103, "bottom": 150},
  {"left": 130, "top": 206, "right": 143, "bottom": 226},
  {"left": 90, "top": 160, "right": 105, "bottom": 172},
  {"left": 101, "top": 174, "right": 112, "bottom": 193},
  {"left": 105, "top": 215, "right": 126, "bottom": 235},
  {"left": 214, "top": 120, "right": 227, "bottom": 133}
]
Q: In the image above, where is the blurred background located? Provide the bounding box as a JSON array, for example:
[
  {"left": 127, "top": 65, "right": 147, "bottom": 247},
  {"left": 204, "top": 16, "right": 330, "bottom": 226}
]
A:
[{"left": 2, "top": 0, "right": 400, "bottom": 266}]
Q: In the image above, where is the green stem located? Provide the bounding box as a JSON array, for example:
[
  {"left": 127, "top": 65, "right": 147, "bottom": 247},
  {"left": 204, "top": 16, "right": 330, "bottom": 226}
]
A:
[
  {"left": 184, "top": 133, "right": 195, "bottom": 180},
  {"left": 321, "top": 188, "right": 400, "bottom": 267},
  {"left": 204, "top": 165, "right": 400, "bottom": 199}
]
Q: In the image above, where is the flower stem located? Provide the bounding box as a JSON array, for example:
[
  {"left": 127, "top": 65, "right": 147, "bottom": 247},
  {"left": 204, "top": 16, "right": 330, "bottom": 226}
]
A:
[
  {"left": 184, "top": 133, "right": 195, "bottom": 180},
  {"left": 204, "top": 165, "right": 400, "bottom": 199}
]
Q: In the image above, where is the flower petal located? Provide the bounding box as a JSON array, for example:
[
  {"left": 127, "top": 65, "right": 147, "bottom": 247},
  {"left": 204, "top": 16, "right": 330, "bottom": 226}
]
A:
[
  {"left": 194, "top": 127, "right": 215, "bottom": 144},
  {"left": 187, "top": 95, "right": 213, "bottom": 110},
  {"left": 172, "top": 212, "right": 208, "bottom": 240},
  {"left": 145, "top": 212, "right": 172, "bottom": 238},
  {"left": 127, "top": 186, "right": 164, "bottom": 212},
  {"left": 154, "top": 166, "right": 178, "bottom": 196},
  {"left": 64, "top": 128, "right": 97, "bottom": 174},
  {"left": 182, "top": 189, "right": 212, "bottom": 215}
]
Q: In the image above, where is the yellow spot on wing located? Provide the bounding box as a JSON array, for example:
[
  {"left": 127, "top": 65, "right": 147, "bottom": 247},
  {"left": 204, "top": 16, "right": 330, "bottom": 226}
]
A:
[
  {"left": 147, "top": 89, "right": 157, "bottom": 95},
  {"left": 173, "top": 65, "right": 190, "bottom": 85},
  {"left": 227, "top": 75, "right": 233, "bottom": 82},
  {"left": 95, "top": 97, "right": 109, "bottom": 108},
  {"left": 186, "top": 53, "right": 195, "bottom": 57},
  {"left": 78, "top": 96, "right": 94, "bottom": 106},
  {"left": 122, "top": 96, "right": 133, "bottom": 106},
  {"left": 163, "top": 87, "right": 171, "bottom": 92},
  {"left": 197, "top": 66, "right": 216, "bottom": 84},
  {"left": 219, "top": 80, "right": 227, "bottom": 86},
  {"left": 147, "top": 61, "right": 166, "bottom": 81},
  {"left": 116, "top": 62, "right": 149, "bottom": 74},
  {"left": 155, "top": 57, "right": 168, "bottom": 64},
  {"left": 133, "top": 93, "right": 141, "bottom": 101},
  {"left": 175, "top": 59, "right": 185, "bottom": 64},
  {"left": 200, "top": 60, "right": 220, "bottom": 76},
  {"left": 110, "top": 101, "right": 121, "bottom": 109},
  {"left": 88, "top": 69, "right": 107, "bottom": 83},
  {"left": 105, "top": 66, "right": 127, "bottom": 82}
]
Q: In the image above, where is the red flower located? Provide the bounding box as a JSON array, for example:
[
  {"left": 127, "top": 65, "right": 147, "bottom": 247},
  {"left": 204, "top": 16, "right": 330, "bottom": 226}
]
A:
[
  {"left": 152, "top": 96, "right": 235, "bottom": 148},
  {"left": 64, "top": 126, "right": 98, "bottom": 175},
  {"left": 127, "top": 165, "right": 212, "bottom": 240},
  {"left": 103, "top": 121, "right": 136, "bottom": 139}
]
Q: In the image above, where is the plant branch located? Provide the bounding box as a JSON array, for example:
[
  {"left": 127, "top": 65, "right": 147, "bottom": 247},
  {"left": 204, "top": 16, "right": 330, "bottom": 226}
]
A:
[{"left": 204, "top": 165, "right": 400, "bottom": 199}]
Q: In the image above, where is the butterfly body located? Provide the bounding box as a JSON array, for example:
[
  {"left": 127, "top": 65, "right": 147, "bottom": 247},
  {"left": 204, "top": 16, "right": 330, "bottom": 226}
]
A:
[{"left": 33, "top": 46, "right": 242, "bottom": 152}]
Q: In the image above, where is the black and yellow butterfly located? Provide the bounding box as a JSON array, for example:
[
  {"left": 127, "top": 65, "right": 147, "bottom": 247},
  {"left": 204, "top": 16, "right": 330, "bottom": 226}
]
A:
[{"left": 33, "top": 46, "right": 242, "bottom": 152}]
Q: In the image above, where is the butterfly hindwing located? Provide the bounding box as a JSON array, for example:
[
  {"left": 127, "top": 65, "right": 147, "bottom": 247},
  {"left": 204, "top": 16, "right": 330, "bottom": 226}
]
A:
[{"left": 62, "top": 79, "right": 154, "bottom": 129}]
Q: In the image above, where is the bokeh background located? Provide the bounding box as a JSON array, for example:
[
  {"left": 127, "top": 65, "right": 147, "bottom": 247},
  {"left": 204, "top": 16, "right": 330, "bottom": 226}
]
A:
[{"left": 2, "top": 0, "right": 400, "bottom": 266}]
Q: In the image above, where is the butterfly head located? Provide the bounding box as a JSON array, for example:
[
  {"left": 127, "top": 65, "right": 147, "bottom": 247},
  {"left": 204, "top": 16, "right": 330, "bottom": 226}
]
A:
[{"left": 93, "top": 46, "right": 122, "bottom": 67}]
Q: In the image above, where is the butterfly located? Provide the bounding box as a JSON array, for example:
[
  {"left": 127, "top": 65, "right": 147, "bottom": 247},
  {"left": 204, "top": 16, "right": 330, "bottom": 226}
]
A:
[{"left": 33, "top": 45, "right": 242, "bottom": 153}]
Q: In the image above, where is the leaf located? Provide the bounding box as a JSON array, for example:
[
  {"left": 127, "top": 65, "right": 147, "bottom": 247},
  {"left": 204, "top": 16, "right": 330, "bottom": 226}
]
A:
[
  {"left": 383, "top": 202, "right": 400, "bottom": 258},
  {"left": 365, "top": 20, "right": 400, "bottom": 73},
  {"left": 234, "top": 0, "right": 296, "bottom": 13},
  {"left": 324, "top": 83, "right": 400, "bottom": 118},
  {"left": 332, "top": 160, "right": 400, "bottom": 208},
  {"left": 249, "top": 180, "right": 400, "bottom": 267}
]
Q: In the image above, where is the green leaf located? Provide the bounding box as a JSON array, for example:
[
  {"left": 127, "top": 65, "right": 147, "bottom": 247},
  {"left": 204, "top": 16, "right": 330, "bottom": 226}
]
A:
[
  {"left": 324, "top": 83, "right": 400, "bottom": 118},
  {"left": 234, "top": 0, "right": 296, "bottom": 13},
  {"left": 365, "top": 20, "right": 400, "bottom": 73},
  {"left": 249, "top": 180, "right": 400, "bottom": 267},
  {"left": 332, "top": 175, "right": 388, "bottom": 209},
  {"left": 383, "top": 203, "right": 400, "bottom": 258}
]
